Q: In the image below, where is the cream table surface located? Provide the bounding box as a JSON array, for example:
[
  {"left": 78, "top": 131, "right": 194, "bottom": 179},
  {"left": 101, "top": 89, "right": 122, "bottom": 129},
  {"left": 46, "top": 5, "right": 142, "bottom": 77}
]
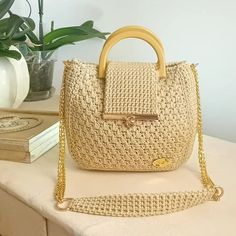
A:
[{"left": 0, "top": 97, "right": 236, "bottom": 236}]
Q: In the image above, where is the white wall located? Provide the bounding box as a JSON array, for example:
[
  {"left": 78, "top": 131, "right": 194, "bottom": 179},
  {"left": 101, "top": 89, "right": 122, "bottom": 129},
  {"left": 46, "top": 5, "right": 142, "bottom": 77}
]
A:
[{"left": 14, "top": 0, "right": 236, "bottom": 142}]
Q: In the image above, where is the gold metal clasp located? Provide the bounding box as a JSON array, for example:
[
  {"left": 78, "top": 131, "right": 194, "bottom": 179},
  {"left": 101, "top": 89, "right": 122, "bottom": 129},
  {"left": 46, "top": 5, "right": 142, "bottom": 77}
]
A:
[
  {"left": 124, "top": 116, "right": 136, "bottom": 128},
  {"left": 56, "top": 198, "right": 73, "bottom": 211},
  {"left": 103, "top": 114, "right": 158, "bottom": 128},
  {"left": 212, "top": 186, "right": 224, "bottom": 201},
  {"left": 123, "top": 115, "right": 159, "bottom": 128}
]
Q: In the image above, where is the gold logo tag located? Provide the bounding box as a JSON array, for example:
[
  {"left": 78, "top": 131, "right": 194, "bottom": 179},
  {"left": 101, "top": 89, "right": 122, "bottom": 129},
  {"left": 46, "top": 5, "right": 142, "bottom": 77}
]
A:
[{"left": 152, "top": 158, "right": 171, "bottom": 169}]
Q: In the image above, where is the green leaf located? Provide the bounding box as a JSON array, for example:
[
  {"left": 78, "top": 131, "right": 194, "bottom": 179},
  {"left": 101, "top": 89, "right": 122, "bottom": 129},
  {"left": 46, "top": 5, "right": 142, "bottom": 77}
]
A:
[
  {"left": 77, "top": 26, "right": 109, "bottom": 39},
  {"left": 0, "top": 14, "right": 36, "bottom": 40},
  {"left": 0, "top": 18, "right": 9, "bottom": 32},
  {"left": 0, "top": 40, "right": 10, "bottom": 50},
  {"left": 0, "top": 17, "right": 35, "bottom": 34},
  {"left": 12, "top": 18, "right": 35, "bottom": 39},
  {"left": 43, "top": 27, "right": 87, "bottom": 44},
  {"left": 44, "top": 34, "right": 104, "bottom": 50},
  {"left": 17, "top": 18, "right": 40, "bottom": 46},
  {"left": 43, "top": 26, "right": 108, "bottom": 44},
  {"left": 84, "top": 27, "right": 109, "bottom": 39},
  {"left": 80, "top": 20, "right": 93, "bottom": 28},
  {"left": 0, "top": 0, "right": 14, "bottom": 19},
  {"left": 0, "top": 16, "right": 35, "bottom": 36},
  {"left": 12, "top": 28, "right": 31, "bottom": 39},
  {"left": 5, "top": 14, "right": 24, "bottom": 39},
  {"left": 22, "top": 25, "right": 40, "bottom": 44},
  {"left": 0, "top": 38, "right": 12, "bottom": 48},
  {"left": 22, "top": 17, "right": 35, "bottom": 31},
  {"left": 0, "top": 48, "right": 21, "bottom": 60},
  {"left": 12, "top": 35, "right": 27, "bottom": 42},
  {"left": 6, "top": 15, "right": 21, "bottom": 36}
]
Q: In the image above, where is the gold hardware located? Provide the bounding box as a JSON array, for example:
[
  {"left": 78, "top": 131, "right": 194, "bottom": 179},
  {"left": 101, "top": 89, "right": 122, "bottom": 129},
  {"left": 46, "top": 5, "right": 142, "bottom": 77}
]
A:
[
  {"left": 124, "top": 116, "right": 136, "bottom": 128},
  {"left": 103, "top": 114, "right": 158, "bottom": 120},
  {"left": 56, "top": 198, "right": 73, "bottom": 211},
  {"left": 152, "top": 158, "right": 171, "bottom": 168},
  {"left": 103, "top": 114, "right": 158, "bottom": 128},
  {"left": 212, "top": 186, "right": 224, "bottom": 201}
]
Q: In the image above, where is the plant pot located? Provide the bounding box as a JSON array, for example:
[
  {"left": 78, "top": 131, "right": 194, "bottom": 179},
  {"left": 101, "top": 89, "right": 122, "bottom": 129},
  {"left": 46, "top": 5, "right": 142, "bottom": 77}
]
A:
[
  {"left": 0, "top": 46, "right": 29, "bottom": 108},
  {"left": 24, "top": 50, "right": 56, "bottom": 101}
]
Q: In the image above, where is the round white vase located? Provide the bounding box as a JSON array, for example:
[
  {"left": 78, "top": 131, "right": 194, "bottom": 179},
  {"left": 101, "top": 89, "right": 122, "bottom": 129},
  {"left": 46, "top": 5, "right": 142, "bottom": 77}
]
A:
[{"left": 0, "top": 46, "right": 29, "bottom": 108}]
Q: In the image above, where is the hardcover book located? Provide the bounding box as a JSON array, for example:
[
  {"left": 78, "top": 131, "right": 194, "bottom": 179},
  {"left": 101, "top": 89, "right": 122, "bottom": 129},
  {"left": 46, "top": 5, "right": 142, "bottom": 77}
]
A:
[{"left": 0, "top": 109, "right": 59, "bottom": 163}]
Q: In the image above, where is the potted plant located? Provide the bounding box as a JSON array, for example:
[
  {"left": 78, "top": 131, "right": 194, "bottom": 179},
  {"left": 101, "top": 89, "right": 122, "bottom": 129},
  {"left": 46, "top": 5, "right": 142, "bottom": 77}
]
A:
[
  {"left": 0, "top": 0, "right": 35, "bottom": 108},
  {"left": 20, "top": 0, "right": 108, "bottom": 101}
]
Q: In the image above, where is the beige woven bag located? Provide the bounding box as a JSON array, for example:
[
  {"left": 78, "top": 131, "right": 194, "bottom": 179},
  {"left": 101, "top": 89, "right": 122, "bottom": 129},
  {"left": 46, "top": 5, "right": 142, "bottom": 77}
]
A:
[{"left": 55, "top": 26, "right": 223, "bottom": 216}]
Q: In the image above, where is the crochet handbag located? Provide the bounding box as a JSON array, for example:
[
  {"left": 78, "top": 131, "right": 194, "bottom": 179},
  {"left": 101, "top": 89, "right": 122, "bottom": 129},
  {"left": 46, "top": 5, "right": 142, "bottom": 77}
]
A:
[{"left": 55, "top": 26, "right": 223, "bottom": 216}]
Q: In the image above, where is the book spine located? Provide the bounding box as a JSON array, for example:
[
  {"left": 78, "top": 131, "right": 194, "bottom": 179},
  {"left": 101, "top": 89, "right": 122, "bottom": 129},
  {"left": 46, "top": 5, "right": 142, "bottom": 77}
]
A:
[{"left": 0, "top": 149, "right": 30, "bottom": 163}]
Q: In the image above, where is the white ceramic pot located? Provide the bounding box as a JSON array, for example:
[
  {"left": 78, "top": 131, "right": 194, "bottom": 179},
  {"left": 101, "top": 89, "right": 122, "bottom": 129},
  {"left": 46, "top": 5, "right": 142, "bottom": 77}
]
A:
[{"left": 0, "top": 46, "right": 29, "bottom": 108}]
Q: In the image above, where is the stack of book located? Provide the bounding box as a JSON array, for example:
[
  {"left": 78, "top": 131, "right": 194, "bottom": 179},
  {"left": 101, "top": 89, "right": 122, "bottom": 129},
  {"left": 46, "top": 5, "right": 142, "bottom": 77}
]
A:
[{"left": 0, "top": 110, "right": 59, "bottom": 163}]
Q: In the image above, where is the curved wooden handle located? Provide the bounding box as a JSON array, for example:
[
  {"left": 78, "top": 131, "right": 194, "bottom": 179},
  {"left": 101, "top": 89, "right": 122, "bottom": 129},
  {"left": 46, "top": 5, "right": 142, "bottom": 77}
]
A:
[{"left": 98, "top": 26, "right": 166, "bottom": 79}]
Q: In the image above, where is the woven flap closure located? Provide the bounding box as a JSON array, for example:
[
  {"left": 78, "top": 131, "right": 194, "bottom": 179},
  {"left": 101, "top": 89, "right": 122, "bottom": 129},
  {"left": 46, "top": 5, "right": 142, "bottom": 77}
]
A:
[{"left": 103, "top": 61, "right": 159, "bottom": 120}]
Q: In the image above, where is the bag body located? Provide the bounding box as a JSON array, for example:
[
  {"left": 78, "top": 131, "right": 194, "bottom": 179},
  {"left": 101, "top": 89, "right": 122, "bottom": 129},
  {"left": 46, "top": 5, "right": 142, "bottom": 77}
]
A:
[
  {"left": 63, "top": 60, "right": 197, "bottom": 171},
  {"left": 55, "top": 26, "right": 223, "bottom": 216}
]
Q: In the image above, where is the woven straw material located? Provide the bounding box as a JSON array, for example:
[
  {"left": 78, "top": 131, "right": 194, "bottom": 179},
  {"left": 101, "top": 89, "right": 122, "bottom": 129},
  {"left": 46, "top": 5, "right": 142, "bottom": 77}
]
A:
[
  {"left": 63, "top": 60, "right": 197, "bottom": 171},
  {"left": 104, "top": 61, "right": 159, "bottom": 116},
  {"left": 67, "top": 188, "right": 215, "bottom": 217}
]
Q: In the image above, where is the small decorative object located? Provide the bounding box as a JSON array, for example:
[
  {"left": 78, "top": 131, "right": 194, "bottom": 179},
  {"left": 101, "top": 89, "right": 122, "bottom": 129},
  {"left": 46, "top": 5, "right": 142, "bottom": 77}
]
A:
[
  {"left": 21, "top": 0, "right": 109, "bottom": 101},
  {"left": 0, "top": 0, "right": 35, "bottom": 108},
  {"left": 0, "top": 109, "right": 59, "bottom": 163},
  {"left": 55, "top": 26, "right": 223, "bottom": 216}
]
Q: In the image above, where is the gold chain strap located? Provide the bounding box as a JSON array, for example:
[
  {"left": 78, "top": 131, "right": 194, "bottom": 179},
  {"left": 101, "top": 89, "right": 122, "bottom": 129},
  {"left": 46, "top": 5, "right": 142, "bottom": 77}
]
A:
[
  {"left": 191, "top": 64, "right": 215, "bottom": 188},
  {"left": 55, "top": 64, "right": 223, "bottom": 216},
  {"left": 55, "top": 73, "right": 66, "bottom": 204}
]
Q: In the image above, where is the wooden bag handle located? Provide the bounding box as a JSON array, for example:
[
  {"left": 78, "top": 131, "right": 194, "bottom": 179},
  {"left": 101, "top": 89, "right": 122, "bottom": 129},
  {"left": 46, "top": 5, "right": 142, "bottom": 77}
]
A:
[{"left": 98, "top": 26, "right": 166, "bottom": 79}]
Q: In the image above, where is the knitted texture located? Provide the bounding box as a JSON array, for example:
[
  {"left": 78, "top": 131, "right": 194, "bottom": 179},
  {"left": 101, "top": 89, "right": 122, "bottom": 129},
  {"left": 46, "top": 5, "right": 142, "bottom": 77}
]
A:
[
  {"left": 68, "top": 188, "right": 215, "bottom": 216},
  {"left": 63, "top": 60, "right": 197, "bottom": 171},
  {"left": 104, "top": 61, "right": 159, "bottom": 116}
]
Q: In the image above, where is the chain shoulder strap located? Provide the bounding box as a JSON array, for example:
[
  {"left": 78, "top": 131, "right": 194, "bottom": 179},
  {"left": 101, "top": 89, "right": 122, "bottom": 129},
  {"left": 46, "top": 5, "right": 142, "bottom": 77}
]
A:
[{"left": 55, "top": 64, "right": 223, "bottom": 216}]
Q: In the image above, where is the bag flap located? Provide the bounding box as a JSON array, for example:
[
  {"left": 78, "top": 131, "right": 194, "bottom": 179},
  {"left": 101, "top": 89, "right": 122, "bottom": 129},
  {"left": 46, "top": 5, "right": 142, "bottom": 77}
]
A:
[{"left": 103, "top": 61, "right": 159, "bottom": 121}]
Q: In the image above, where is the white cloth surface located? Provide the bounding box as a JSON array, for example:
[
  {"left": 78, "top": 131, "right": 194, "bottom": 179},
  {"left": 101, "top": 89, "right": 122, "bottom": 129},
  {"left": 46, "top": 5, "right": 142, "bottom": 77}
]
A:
[{"left": 0, "top": 135, "right": 235, "bottom": 236}]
